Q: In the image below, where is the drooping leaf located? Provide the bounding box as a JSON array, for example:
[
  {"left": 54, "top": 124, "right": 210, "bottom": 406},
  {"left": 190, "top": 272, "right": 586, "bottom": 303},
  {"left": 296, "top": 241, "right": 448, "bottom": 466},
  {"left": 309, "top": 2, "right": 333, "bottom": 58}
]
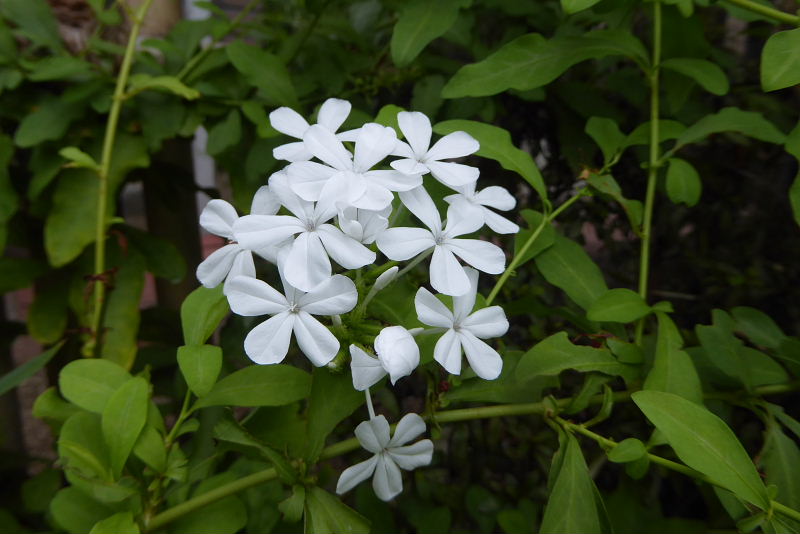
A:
[
  {"left": 535, "top": 234, "right": 608, "bottom": 310},
  {"left": 661, "top": 58, "right": 729, "bottom": 95},
  {"left": 50, "top": 488, "right": 114, "bottom": 534},
  {"left": 731, "top": 306, "right": 786, "bottom": 349},
  {"left": 585, "top": 116, "right": 626, "bottom": 165},
  {"left": 59, "top": 146, "right": 100, "bottom": 171},
  {"left": 14, "top": 99, "right": 84, "bottom": 148},
  {"left": 671, "top": 107, "right": 786, "bottom": 153},
  {"left": 585, "top": 173, "right": 643, "bottom": 229},
  {"left": 127, "top": 73, "right": 200, "bottom": 100},
  {"left": 0, "top": 341, "right": 64, "bottom": 396},
  {"left": 181, "top": 285, "right": 229, "bottom": 346},
  {"left": 390, "top": 0, "right": 463, "bottom": 67},
  {"left": 761, "top": 28, "right": 800, "bottom": 92},
  {"left": 196, "top": 365, "right": 311, "bottom": 408},
  {"left": 226, "top": 41, "right": 297, "bottom": 107},
  {"left": 586, "top": 288, "right": 651, "bottom": 323},
  {"left": 665, "top": 157, "right": 702, "bottom": 207},
  {"left": 89, "top": 512, "right": 140, "bottom": 534},
  {"left": 304, "top": 487, "right": 370, "bottom": 534},
  {"left": 434, "top": 119, "right": 547, "bottom": 202},
  {"left": 305, "top": 367, "right": 364, "bottom": 462},
  {"left": 442, "top": 30, "right": 648, "bottom": 98},
  {"left": 177, "top": 345, "right": 222, "bottom": 397},
  {"left": 633, "top": 390, "right": 771, "bottom": 509},
  {"left": 644, "top": 312, "right": 703, "bottom": 404},
  {"left": 59, "top": 359, "right": 131, "bottom": 413},
  {"left": 102, "top": 376, "right": 149, "bottom": 477}
]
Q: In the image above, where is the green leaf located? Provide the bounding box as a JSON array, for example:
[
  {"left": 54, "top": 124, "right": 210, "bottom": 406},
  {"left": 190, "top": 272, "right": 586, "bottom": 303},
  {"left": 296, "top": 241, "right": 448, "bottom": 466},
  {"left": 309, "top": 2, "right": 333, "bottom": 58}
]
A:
[
  {"left": 304, "top": 487, "right": 370, "bottom": 534},
  {"left": 0, "top": 341, "right": 63, "bottom": 396},
  {"left": 27, "top": 56, "right": 92, "bottom": 81},
  {"left": 132, "top": 425, "right": 167, "bottom": 472},
  {"left": 624, "top": 120, "right": 687, "bottom": 147},
  {"left": 102, "top": 377, "right": 148, "bottom": 477},
  {"left": 517, "top": 332, "right": 636, "bottom": 384},
  {"left": 181, "top": 285, "right": 229, "bottom": 345},
  {"left": 89, "top": 512, "right": 140, "bottom": 534},
  {"left": 696, "top": 309, "right": 752, "bottom": 391},
  {"left": 732, "top": 306, "right": 786, "bottom": 349},
  {"left": 791, "top": 174, "right": 800, "bottom": 228},
  {"left": 0, "top": 0, "right": 63, "bottom": 51},
  {"left": 671, "top": 107, "right": 786, "bottom": 153},
  {"left": 442, "top": 30, "right": 648, "bottom": 98},
  {"left": 59, "top": 412, "right": 111, "bottom": 482},
  {"left": 226, "top": 41, "right": 297, "bottom": 107},
  {"left": 763, "top": 425, "right": 800, "bottom": 512},
  {"left": 535, "top": 234, "right": 608, "bottom": 310},
  {"left": 59, "top": 146, "right": 100, "bottom": 171},
  {"left": 374, "top": 104, "right": 405, "bottom": 133},
  {"left": 213, "top": 413, "right": 296, "bottom": 482},
  {"left": 101, "top": 248, "right": 145, "bottom": 369},
  {"left": 33, "top": 387, "right": 81, "bottom": 428},
  {"left": 540, "top": 432, "right": 603, "bottom": 533},
  {"left": 661, "top": 58, "right": 729, "bottom": 95},
  {"left": 14, "top": 99, "right": 84, "bottom": 148},
  {"left": 196, "top": 365, "right": 311, "bottom": 408},
  {"left": 178, "top": 345, "right": 222, "bottom": 397},
  {"left": 561, "top": 0, "right": 602, "bottom": 14},
  {"left": 124, "top": 226, "right": 187, "bottom": 283},
  {"left": 666, "top": 157, "right": 702, "bottom": 207},
  {"left": 59, "top": 359, "right": 131, "bottom": 413},
  {"left": 434, "top": 119, "right": 547, "bottom": 202},
  {"left": 241, "top": 101, "right": 278, "bottom": 138},
  {"left": 644, "top": 312, "right": 703, "bottom": 404},
  {"left": 0, "top": 257, "right": 47, "bottom": 293},
  {"left": 170, "top": 484, "right": 247, "bottom": 534},
  {"left": 50, "top": 488, "right": 114, "bottom": 534},
  {"left": 304, "top": 367, "right": 364, "bottom": 462},
  {"left": 586, "top": 288, "right": 651, "bottom": 323},
  {"left": 608, "top": 438, "right": 647, "bottom": 463},
  {"left": 512, "top": 210, "right": 556, "bottom": 268},
  {"left": 390, "top": 0, "right": 463, "bottom": 67},
  {"left": 279, "top": 485, "right": 306, "bottom": 523},
  {"left": 206, "top": 110, "right": 242, "bottom": 156},
  {"left": 585, "top": 117, "right": 626, "bottom": 165},
  {"left": 0, "top": 134, "right": 16, "bottom": 254},
  {"left": 127, "top": 73, "right": 200, "bottom": 100},
  {"left": 633, "top": 390, "right": 771, "bottom": 509},
  {"left": 586, "top": 173, "right": 643, "bottom": 228},
  {"left": 761, "top": 28, "right": 800, "bottom": 92}
]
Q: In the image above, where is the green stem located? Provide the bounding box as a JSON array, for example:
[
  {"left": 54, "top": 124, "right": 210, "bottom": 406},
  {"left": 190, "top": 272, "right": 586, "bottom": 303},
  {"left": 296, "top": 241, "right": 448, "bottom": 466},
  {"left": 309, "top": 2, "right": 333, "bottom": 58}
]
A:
[
  {"left": 635, "top": 0, "right": 662, "bottom": 346},
  {"left": 720, "top": 0, "right": 800, "bottom": 25},
  {"left": 486, "top": 189, "right": 586, "bottom": 306},
  {"left": 773, "top": 501, "right": 800, "bottom": 524},
  {"left": 86, "top": 0, "right": 155, "bottom": 357}
]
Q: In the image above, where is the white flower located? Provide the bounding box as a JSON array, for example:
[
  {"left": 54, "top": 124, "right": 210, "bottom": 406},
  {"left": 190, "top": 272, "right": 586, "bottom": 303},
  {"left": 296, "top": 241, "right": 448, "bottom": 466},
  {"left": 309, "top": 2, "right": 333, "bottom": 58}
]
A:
[
  {"left": 270, "top": 98, "right": 352, "bottom": 162},
  {"left": 376, "top": 186, "right": 506, "bottom": 296},
  {"left": 225, "top": 272, "right": 357, "bottom": 366},
  {"left": 336, "top": 413, "right": 433, "bottom": 502},
  {"left": 390, "top": 111, "right": 480, "bottom": 188},
  {"left": 414, "top": 267, "right": 509, "bottom": 379},
  {"left": 338, "top": 206, "right": 390, "bottom": 244},
  {"left": 287, "top": 123, "right": 422, "bottom": 211},
  {"left": 233, "top": 172, "right": 376, "bottom": 292},
  {"left": 349, "top": 326, "right": 419, "bottom": 390},
  {"left": 444, "top": 182, "right": 520, "bottom": 234},
  {"left": 196, "top": 186, "right": 281, "bottom": 289}
]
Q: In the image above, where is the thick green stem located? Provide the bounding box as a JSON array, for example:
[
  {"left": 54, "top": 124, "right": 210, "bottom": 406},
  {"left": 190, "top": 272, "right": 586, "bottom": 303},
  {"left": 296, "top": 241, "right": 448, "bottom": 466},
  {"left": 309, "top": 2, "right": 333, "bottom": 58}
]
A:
[
  {"left": 721, "top": 0, "right": 800, "bottom": 25},
  {"left": 86, "top": 0, "right": 155, "bottom": 357}
]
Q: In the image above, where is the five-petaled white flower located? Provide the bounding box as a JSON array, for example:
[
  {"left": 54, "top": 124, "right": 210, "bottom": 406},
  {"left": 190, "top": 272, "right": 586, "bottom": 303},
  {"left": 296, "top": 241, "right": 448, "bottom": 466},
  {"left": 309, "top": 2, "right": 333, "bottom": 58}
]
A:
[
  {"left": 233, "top": 172, "right": 375, "bottom": 292},
  {"left": 270, "top": 98, "right": 353, "bottom": 162},
  {"left": 349, "top": 326, "right": 419, "bottom": 390},
  {"left": 225, "top": 271, "right": 357, "bottom": 366},
  {"left": 196, "top": 186, "right": 281, "bottom": 290},
  {"left": 445, "top": 182, "right": 520, "bottom": 235},
  {"left": 391, "top": 111, "right": 480, "bottom": 188},
  {"left": 376, "top": 186, "right": 506, "bottom": 296},
  {"left": 336, "top": 413, "right": 433, "bottom": 502},
  {"left": 338, "top": 206, "right": 390, "bottom": 244},
  {"left": 415, "top": 267, "right": 509, "bottom": 379}
]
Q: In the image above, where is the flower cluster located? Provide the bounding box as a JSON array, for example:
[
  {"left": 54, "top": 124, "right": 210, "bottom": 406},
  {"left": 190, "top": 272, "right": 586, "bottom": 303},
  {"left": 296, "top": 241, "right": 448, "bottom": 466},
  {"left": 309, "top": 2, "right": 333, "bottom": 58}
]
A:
[{"left": 196, "top": 99, "right": 518, "bottom": 501}]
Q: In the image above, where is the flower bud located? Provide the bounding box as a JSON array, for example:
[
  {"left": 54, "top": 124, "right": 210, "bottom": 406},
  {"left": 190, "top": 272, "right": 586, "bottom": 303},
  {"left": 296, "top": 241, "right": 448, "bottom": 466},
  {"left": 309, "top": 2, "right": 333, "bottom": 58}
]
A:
[
  {"left": 373, "top": 266, "right": 399, "bottom": 292},
  {"left": 374, "top": 326, "right": 419, "bottom": 385}
]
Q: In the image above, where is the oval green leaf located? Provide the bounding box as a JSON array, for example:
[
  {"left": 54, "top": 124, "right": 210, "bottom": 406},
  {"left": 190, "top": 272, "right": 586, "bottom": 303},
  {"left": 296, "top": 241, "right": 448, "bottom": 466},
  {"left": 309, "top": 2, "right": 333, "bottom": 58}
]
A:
[
  {"left": 59, "top": 359, "right": 131, "bottom": 413},
  {"left": 607, "top": 438, "right": 647, "bottom": 463},
  {"left": 666, "top": 157, "right": 702, "bottom": 207},
  {"left": 196, "top": 365, "right": 311, "bottom": 408},
  {"left": 587, "top": 288, "right": 651, "bottom": 323},
  {"left": 177, "top": 344, "right": 222, "bottom": 397},
  {"left": 102, "top": 377, "right": 149, "bottom": 478},
  {"left": 761, "top": 28, "right": 800, "bottom": 92},
  {"left": 181, "top": 285, "right": 229, "bottom": 346},
  {"left": 661, "top": 58, "right": 729, "bottom": 95}
]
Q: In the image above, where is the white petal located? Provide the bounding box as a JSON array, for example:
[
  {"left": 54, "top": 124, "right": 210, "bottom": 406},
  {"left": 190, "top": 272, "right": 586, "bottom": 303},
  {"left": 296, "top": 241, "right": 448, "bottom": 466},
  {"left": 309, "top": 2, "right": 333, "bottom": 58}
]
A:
[
  {"left": 317, "top": 98, "right": 351, "bottom": 132},
  {"left": 390, "top": 140, "right": 416, "bottom": 159},
  {"left": 350, "top": 345, "right": 387, "bottom": 391},
  {"left": 462, "top": 306, "right": 510, "bottom": 339},
  {"left": 414, "top": 287, "right": 454, "bottom": 328},
  {"left": 426, "top": 131, "right": 479, "bottom": 161},
  {"left": 354, "top": 123, "right": 398, "bottom": 172},
  {"left": 429, "top": 246, "right": 471, "bottom": 296},
  {"left": 199, "top": 199, "right": 238, "bottom": 239},
  {"left": 374, "top": 326, "right": 419, "bottom": 384},
  {"left": 355, "top": 415, "right": 391, "bottom": 453},
  {"left": 315, "top": 174, "right": 356, "bottom": 220},
  {"left": 336, "top": 127, "right": 360, "bottom": 143},
  {"left": 293, "top": 311, "right": 340, "bottom": 366},
  {"left": 273, "top": 141, "right": 312, "bottom": 162},
  {"left": 372, "top": 455, "right": 403, "bottom": 502},
  {"left": 452, "top": 266, "right": 479, "bottom": 323},
  {"left": 223, "top": 250, "right": 256, "bottom": 293},
  {"left": 269, "top": 107, "right": 309, "bottom": 138},
  {"left": 366, "top": 169, "right": 423, "bottom": 192},
  {"left": 352, "top": 182, "right": 394, "bottom": 211},
  {"left": 336, "top": 455, "right": 378, "bottom": 495},
  {"left": 244, "top": 312, "right": 295, "bottom": 364},
  {"left": 359, "top": 209, "right": 389, "bottom": 244},
  {"left": 284, "top": 232, "right": 332, "bottom": 292},
  {"left": 376, "top": 227, "right": 435, "bottom": 261},
  {"left": 304, "top": 125, "right": 353, "bottom": 171},
  {"left": 388, "top": 413, "right": 427, "bottom": 447},
  {"left": 397, "top": 112, "right": 432, "bottom": 158},
  {"left": 434, "top": 329, "right": 463, "bottom": 375},
  {"left": 285, "top": 161, "right": 338, "bottom": 203},
  {"left": 226, "top": 275, "right": 289, "bottom": 315},
  {"left": 475, "top": 185, "right": 516, "bottom": 211},
  {"left": 388, "top": 440, "right": 433, "bottom": 470},
  {"left": 458, "top": 330, "right": 503, "bottom": 380},
  {"left": 443, "top": 202, "right": 484, "bottom": 238},
  {"left": 483, "top": 209, "right": 520, "bottom": 234},
  {"left": 317, "top": 224, "right": 376, "bottom": 269},
  {"left": 399, "top": 187, "right": 441, "bottom": 233},
  {"left": 196, "top": 243, "right": 239, "bottom": 288},
  {"left": 250, "top": 185, "right": 281, "bottom": 216},
  {"left": 426, "top": 160, "right": 480, "bottom": 188},
  {"left": 269, "top": 170, "right": 314, "bottom": 219},
  {"left": 446, "top": 239, "right": 505, "bottom": 275},
  {"left": 390, "top": 158, "right": 429, "bottom": 176},
  {"left": 298, "top": 274, "right": 358, "bottom": 315},
  {"left": 233, "top": 215, "right": 304, "bottom": 249}
]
